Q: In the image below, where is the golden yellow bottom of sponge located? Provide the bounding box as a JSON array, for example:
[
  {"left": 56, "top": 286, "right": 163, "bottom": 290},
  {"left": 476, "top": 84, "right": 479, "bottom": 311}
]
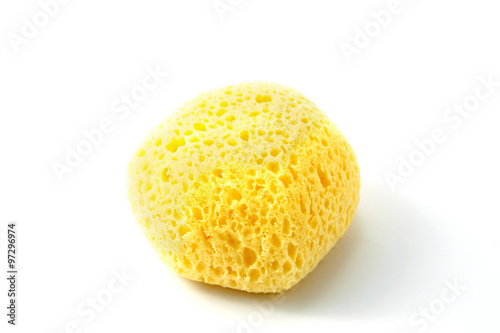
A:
[{"left": 127, "top": 82, "right": 360, "bottom": 293}]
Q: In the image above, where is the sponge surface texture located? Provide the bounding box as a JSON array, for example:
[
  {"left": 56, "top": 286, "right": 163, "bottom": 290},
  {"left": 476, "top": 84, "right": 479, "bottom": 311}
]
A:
[{"left": 128, "top": 82, "right": 360, "bottom": 293}]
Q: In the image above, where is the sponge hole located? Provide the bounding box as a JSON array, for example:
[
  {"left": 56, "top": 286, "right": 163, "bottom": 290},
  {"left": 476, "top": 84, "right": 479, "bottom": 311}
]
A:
[
  {"left": 266, "top": 161, "right": 280, "bottom": 174},
  {"left": 270, "top": 234, "right": 281, "bottom": 248},
  {"left": 283, "top": 261, "right": 292, "bottom": 274},
  {"left": 166, "top": 136, "right": 186, "bottom": 153},
  {"left": 240, "top": 130, "right": 249, "bottom": 141},
  {"left": 287, "top": 243, "right": 297, "bottom": 259},
  {"left": 256, "top": 94, "right": 272, "bottom": 103},
  {"left": 178, "top": 225, "right": 190, "bottom": 237},
  {"left": 317, "top": 166, "right": 331, "bottom": 188},
  {"left": 242, "top": 247, "right": 257, "bottom": 267},
  {"left": 249, "top": 269, "right": 261, "bottom": 283}
]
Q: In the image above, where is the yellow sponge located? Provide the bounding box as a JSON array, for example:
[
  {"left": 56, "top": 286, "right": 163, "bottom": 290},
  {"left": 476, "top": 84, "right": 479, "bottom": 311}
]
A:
[{"left": 127, "top": 82, "right": 360, "bottom": 293}]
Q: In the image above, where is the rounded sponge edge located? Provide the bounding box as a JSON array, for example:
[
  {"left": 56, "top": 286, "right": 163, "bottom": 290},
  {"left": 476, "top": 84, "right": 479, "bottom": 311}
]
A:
[{"left": 127, "top": 81, "right": 360, "bottom": 293}]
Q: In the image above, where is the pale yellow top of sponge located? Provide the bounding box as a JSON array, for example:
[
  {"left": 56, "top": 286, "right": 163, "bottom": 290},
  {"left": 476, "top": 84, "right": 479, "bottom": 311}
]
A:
[{"left": 128, "top": 82, "right": 360, "bottom": 293}]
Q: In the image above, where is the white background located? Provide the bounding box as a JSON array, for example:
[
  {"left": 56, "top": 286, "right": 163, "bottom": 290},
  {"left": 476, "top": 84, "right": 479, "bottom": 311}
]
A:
[{"left": 1, "top": 0, "right": 499, "bottom": 332}]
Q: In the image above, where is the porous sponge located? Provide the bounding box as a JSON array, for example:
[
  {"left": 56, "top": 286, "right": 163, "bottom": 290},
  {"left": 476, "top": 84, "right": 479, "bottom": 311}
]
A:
[{"left": 127, "top": 82, "right": 360, "bottom": 293}]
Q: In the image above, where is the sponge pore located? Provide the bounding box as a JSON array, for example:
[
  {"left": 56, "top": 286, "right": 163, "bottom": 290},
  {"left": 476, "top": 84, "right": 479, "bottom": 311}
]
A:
[{"left": 127, "top": 82, "right": 360, "bottom": 293}]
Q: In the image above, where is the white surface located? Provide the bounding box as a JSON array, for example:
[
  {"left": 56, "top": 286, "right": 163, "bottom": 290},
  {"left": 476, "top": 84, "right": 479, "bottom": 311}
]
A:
[{"left": 1, "top": 0, "right": 499, "bottom": 332}]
